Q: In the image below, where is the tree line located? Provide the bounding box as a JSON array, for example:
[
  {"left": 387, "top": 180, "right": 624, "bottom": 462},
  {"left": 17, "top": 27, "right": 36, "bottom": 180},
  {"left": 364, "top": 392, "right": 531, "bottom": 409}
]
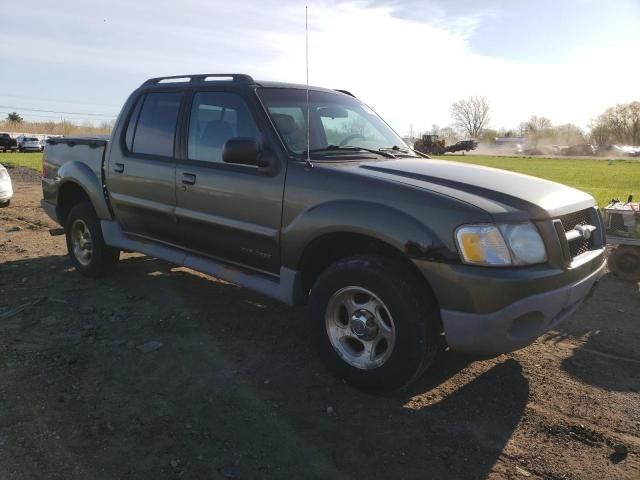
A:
[
  {"left": 2, "top": 112, "right": 113, "bottom": 136},
  {"left": 424, "top": 97, "right": 640, "bottom": 146}
]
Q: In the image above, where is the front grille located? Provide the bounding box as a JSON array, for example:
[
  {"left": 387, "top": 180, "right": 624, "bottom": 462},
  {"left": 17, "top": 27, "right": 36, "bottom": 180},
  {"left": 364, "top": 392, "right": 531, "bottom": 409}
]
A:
[{"left": 558, "top": 209, "right": 594, "bottom": 259}]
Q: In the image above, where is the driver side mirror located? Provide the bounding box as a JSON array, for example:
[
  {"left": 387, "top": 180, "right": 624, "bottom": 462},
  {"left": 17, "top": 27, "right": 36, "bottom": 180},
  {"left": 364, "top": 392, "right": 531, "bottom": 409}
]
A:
[
  {"left": 223, "top": 138, "right": 262, "bottom": 166},
  {"left": 222, "top": 138, "right": 275, "bottom": 173}
]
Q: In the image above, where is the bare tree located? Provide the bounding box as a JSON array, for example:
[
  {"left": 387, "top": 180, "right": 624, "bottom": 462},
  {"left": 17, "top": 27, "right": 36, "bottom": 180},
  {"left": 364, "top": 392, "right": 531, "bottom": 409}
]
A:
[
  {"left": 525, "top": 116, "right": 552, "bottom": 135},
  {"left": 439, "top": 126, "right": 460, "bottom": 145},
  {"left": 450, "top": 96, "right": 490, "bottom": 138},
  {"left": 591, "top": 101, "right": 640, "bottom": 145},
  {"left": 522, "top": 115, "right": 553, "bottom": 148},
  {"left": 589, "top": 122, "right": 612, "bottom": 146}
]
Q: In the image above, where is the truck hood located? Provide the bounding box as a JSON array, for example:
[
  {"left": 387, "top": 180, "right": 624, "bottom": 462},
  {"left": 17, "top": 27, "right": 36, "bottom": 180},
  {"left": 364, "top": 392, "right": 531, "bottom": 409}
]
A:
[{"left": 358, "top": 158, "right": 595, "bottom": 220}]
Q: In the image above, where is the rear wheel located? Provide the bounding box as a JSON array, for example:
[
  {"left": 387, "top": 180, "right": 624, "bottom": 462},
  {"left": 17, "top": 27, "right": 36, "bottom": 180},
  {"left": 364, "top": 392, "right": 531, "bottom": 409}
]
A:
[
  {"left": 65, "top": 202, "right": 119, "bottom": 277},
  {"left": 608, "top": 246, "right": 640, "bottom": 282},
  {"left": 309, "top": 255, "right": 441, "bottom": 392}
]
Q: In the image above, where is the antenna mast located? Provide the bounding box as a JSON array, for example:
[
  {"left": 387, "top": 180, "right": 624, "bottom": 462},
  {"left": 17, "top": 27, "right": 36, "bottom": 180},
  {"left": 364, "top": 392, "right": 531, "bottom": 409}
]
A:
[{"left": 305, "top": 6, "right": 313, "bottom": 168}]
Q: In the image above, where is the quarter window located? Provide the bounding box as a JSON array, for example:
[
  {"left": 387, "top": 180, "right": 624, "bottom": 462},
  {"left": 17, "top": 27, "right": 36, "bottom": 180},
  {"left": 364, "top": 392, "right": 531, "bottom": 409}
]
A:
[
  {"left": 188, "top": 92, "right": 259, "bottom": 163},
  {"left": 129, "top": 92, "right": 181, "bottom": 157}
]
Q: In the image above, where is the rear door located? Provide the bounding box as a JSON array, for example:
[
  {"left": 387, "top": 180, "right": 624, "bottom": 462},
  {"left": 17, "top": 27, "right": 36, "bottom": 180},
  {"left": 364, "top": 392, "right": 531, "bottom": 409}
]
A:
[
  {"left": 174, "top": 89, "right": 285, "bottom": 274},
  {"left": 106, "top": 90, "right": 183, "bottom": 244}
]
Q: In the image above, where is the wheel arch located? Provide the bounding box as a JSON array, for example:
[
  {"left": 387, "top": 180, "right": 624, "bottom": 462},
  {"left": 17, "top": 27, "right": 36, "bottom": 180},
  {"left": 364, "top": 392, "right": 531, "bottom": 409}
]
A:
[
  {"left": 297, "top": 231, "right": 439, "bottom": 312},
  {"left": 56, "top": 161, "right": 112, "bottom": 225}
]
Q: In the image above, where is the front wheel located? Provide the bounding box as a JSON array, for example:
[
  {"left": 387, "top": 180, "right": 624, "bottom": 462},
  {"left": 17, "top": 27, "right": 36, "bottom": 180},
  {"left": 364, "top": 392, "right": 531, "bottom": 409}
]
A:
[
  {"left": 309, "top": 255, "right": 441, "bottom": 392},
  {"left": 65, "top": 202, "right": 120, "bottom": 277}
]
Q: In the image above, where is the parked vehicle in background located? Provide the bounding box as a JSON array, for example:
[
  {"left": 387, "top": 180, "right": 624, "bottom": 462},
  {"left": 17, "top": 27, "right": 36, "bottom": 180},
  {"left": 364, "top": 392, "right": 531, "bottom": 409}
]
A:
[
  {"left": 447, "top": 139, "right": 478, "bottom": 154},
  {"left": 603, "top": 199, "right": 640, "bottom": 281},
  {"left": 39, "top": 136, "right": 54, "bottom": 152},
  {"left": 0, "top": 133, "right": 17, "bottom": 152},
  {"left": 413, "top": 135, "right": 478, "bottom": 155},
  {"left": 0, "top": 164, "right": 13, "bottom": 207},
  {"left": 16, "top": 136, "right": 42, "bottom": 152},
  {"left": 41, "top": 73, "right": 606, "bottom": 392}
]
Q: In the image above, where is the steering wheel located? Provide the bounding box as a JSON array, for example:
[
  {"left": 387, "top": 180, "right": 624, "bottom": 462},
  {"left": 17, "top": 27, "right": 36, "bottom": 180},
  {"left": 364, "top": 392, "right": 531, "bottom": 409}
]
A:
[{"left": 339, "top": 134, "right": 366, "bottom": 146}]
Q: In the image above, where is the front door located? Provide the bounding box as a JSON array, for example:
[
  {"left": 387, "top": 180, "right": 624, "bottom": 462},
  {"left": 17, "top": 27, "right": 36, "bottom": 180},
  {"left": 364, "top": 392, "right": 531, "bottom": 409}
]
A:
[
  {"left": 106, "top": 90, "right": 183, "bottom": 243},
  {"left": 174, "top": 90, "right": 285, "bottom": 274}
]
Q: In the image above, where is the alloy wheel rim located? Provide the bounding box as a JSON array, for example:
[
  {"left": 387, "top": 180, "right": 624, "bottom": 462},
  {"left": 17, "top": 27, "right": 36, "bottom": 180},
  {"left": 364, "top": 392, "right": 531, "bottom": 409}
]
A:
[
  {"left": 70, "top": 219, "right": 93, "bottom": 266},
  {"left": 325, "top": 286, "right": 396, "bottom": 370}
]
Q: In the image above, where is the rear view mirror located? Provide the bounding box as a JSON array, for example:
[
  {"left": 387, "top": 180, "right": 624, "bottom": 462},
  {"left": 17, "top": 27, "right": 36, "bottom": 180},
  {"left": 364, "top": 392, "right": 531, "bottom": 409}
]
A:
[
  {"left": 222, "top": 138, "right": 271, "bottom": 169},
  {"left": 317, "top": 106, "right": 348, "bottom": 119}
]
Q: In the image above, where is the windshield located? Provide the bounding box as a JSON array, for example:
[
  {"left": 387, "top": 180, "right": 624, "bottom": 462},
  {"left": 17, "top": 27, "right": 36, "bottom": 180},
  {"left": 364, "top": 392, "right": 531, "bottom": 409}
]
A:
[
  {"left": 257, "top": 88, "right": 409, "bottom": 158},
  {"left": 26, "top": 137, "right": 38, "bottom": 141}
]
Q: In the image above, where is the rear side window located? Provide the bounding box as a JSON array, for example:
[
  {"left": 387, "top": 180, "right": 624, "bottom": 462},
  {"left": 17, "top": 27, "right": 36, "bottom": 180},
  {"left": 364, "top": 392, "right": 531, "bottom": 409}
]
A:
[
  {"left": 125, "top": 96, "right": 143, "bottom": 151},
  {"left": 128, "top": 92, "right": 181, "bottom": 157}
]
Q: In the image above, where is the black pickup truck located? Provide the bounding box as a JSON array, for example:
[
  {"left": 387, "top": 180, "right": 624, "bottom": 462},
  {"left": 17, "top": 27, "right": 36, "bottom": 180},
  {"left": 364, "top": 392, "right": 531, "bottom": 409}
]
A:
[
  {"left": 41, "top": 73, "right": 605, "bottom": 391},
  {"left": 0, "top": 133, "right": 17, "bottom": 152}
]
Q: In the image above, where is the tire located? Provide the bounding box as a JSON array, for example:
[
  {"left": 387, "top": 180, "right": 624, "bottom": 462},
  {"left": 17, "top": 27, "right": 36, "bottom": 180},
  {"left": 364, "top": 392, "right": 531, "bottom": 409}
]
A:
[
  {"left": 0, "top": 200, "right": 10, "bottom": 208},
  {"left": 65, "top": 202, "right": 120, "bottom": 277},
  {"left": 309, "top": 255, "right": 441, "bottom": 392},
  {"left": 608, "top": 246, "right": 640, "bottom": 282}
]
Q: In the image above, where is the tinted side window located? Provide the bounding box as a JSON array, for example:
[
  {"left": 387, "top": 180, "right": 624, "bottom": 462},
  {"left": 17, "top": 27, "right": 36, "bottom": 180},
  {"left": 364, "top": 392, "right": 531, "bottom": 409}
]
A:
[
  {"left": 131, "top": 92, "right": 181, "bottom": 157},
  {"left": 188, "top": 92, "right": 259, "bottom": 163},
  {"left": 124, "top": 95, "right": 144, "bottom": 151}
]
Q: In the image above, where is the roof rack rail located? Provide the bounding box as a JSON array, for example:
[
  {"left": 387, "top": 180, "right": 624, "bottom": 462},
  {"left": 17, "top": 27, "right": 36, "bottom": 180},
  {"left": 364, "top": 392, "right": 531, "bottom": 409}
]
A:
[
  {"left": 335, "top": 89, "right": 356, "bottom": 97},
  {"left": 141, "top": 74, "right": 255, "bottom": 87}
]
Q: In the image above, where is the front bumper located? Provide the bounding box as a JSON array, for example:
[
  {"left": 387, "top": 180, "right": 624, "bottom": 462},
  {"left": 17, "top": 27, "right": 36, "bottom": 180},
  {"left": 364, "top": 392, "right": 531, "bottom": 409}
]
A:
[{"left": 415, "top": 248, "right": 606, "bottom": 355}]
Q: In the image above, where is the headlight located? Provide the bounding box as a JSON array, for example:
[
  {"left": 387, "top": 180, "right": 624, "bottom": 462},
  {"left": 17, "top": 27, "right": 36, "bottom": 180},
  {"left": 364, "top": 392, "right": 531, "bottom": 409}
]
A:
[
  {"left": 499, "top": 223, "right": 547, "bottom": 265},
  {"left": 456, "top": 222, "right": 547, "bottom": 266}
]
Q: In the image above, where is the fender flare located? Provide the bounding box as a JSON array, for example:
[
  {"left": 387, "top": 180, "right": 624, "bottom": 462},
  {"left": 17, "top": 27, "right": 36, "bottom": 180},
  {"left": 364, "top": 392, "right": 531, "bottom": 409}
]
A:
[
  {"left": 57, "top": 161, "right": 112, "bottom": 220},
  {"left": 281, "top": 200, "right": 448, "bottom": 269}
]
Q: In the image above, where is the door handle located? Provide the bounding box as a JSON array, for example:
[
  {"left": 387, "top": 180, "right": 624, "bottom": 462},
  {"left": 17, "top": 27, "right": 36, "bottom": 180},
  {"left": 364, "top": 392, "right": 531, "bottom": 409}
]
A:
[
  {"left": 182, "top": 173, "right": 196, "bottom": 185},
  {"left": 113, "top": 163, "right": 124, "bottom": 173}
]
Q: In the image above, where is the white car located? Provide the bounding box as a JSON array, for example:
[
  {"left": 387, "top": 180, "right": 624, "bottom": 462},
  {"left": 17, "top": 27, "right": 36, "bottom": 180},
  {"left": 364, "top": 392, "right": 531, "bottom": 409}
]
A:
[
  {"left": 0, "top": 164, "right": 13, "bottom": 207},
  {"left": 16, "top": 136, "right": 42, "bottom": 152}
]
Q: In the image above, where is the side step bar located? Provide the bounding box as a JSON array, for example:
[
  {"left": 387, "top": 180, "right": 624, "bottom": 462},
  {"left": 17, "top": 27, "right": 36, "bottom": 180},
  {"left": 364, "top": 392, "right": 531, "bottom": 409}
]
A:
[{"left": 100, "top": 220, "right": 304, "bottom": 306}]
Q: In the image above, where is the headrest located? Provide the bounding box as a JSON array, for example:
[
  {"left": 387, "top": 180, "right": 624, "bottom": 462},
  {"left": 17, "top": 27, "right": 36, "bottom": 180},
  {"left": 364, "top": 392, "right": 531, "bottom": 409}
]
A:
[{"left": 271, "top": 113, "right": 296, "bottom": 136}]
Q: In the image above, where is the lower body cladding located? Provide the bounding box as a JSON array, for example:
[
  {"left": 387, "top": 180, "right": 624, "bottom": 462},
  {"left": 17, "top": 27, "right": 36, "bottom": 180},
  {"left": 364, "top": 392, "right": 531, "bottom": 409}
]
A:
[{"left": 417, "top": 251, "right": 606, "bottom": 355}]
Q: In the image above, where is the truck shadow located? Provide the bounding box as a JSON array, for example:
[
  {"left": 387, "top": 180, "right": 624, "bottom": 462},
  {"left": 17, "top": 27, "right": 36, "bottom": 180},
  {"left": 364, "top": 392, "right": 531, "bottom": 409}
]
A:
[
  {"left": 545, "top": 273, "right": 640, "bottom": 392},
  {"left": 1, "top": 254, "right": 529, "bottom": 479}
]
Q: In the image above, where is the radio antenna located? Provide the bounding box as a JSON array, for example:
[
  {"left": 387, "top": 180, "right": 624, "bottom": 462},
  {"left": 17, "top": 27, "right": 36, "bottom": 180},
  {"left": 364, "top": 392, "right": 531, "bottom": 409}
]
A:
[{"left": 304, "top": 5, "right": 313, "bottom": 169}]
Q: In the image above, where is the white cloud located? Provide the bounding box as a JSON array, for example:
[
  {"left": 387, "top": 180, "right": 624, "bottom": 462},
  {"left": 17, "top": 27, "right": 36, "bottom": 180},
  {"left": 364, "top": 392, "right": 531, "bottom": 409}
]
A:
[{"left": 0, "top": 0, "right": 637, "bottom": 134}]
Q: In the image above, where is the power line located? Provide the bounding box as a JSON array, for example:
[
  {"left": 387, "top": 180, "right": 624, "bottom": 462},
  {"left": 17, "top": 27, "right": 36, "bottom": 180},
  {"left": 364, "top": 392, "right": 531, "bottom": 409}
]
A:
[
  {"left": 0, "top": 104, "right": 119, "bottom": 117},
  {"left": 0, "top": 93, "right": 121, "bottom": 110}
]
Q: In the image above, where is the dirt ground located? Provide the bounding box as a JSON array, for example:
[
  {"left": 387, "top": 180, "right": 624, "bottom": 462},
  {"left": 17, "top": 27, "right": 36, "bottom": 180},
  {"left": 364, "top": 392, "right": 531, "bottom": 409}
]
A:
[{"left": 1, "top": 168, "right": 639, "bottom": 480}]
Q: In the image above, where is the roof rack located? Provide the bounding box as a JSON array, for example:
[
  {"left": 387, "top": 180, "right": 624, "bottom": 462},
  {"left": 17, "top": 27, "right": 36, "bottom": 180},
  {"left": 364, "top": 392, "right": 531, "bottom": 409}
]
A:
[
  {"left": 334, "top": 89, "right": 356, "bottom": 97},
  {"left": 141, "top": 74, "right": 255, "bottom": 87}
]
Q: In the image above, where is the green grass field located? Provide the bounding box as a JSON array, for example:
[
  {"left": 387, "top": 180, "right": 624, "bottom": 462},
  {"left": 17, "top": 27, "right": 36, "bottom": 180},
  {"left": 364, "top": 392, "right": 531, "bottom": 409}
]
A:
[
  {"left": 1, "top": 152, "right": 637, "bottom": 206},
  {"left": 434, "top": 155, "right": 638, "bottom": 206},
  {"left": 0, "top": 152, "right": 42, "bottom": 171}
]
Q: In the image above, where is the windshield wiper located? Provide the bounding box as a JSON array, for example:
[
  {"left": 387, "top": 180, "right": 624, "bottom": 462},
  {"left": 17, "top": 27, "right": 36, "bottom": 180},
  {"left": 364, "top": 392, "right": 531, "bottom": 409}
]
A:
[
  {"left": 379, "top": 145, "right": 426, "bottom": 158},
  {"left": 379, "top": 145, "right": 409, "bottom": 153},
  {"left": 302, "top": 145, "right": 396, "bottom": 159}
]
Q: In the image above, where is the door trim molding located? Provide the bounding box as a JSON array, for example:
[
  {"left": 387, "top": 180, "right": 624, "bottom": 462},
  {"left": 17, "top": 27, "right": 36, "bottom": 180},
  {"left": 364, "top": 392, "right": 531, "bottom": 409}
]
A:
[{"left": 101, "top": 220, "right": 305, "bottom": 305}]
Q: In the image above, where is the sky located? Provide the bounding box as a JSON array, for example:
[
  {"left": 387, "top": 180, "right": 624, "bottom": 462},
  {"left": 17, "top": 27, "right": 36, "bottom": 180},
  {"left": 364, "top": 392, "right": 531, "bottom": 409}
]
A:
[{"left": 0, "top": 0, "right": 638, "bottom": 136}]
